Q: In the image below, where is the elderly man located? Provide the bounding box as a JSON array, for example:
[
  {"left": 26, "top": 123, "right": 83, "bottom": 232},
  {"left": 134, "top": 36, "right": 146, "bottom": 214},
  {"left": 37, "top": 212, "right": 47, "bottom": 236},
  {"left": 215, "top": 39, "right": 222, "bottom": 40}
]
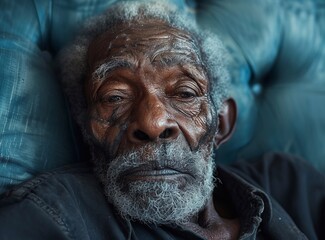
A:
[{"left": 0, "top": 2, "right": 324, "bottom": 240}]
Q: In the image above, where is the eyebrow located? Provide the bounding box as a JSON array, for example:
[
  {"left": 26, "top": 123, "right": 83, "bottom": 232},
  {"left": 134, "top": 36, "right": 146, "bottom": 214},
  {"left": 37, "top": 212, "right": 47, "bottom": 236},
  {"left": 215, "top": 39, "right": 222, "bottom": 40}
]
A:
[{"left": 92, "top": 58, "right": 135, "bottom": 81}]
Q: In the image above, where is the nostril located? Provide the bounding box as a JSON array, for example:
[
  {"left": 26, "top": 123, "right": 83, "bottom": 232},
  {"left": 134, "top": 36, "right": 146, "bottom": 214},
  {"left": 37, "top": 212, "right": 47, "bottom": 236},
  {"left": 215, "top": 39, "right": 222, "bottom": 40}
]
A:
[
  {"left": 159, "top": 128, "right": 173, "bottom": 139},
  {"left": 133, "top": 130, "right": 150, "bottom": 141}
]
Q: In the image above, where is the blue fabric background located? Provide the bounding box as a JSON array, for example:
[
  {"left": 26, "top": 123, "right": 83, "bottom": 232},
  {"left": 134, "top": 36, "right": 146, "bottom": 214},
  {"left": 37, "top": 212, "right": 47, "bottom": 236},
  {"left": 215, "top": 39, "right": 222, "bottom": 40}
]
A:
[{"left": 0, "top": 0, "right": 324, "bottom": 194}]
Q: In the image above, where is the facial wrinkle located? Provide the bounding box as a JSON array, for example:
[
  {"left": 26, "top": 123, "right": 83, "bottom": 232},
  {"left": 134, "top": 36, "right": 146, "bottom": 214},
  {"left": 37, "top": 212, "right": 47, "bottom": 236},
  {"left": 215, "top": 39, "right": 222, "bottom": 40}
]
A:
[
  {"left": 170, "top": 32, "right": 201, "bottom": 58},
  {"left": 196, "top": 102, "right": 218, "bottom": 149},
  {"left": 151, "top": 47, "right": 202, "bottom": 78},
  {"left": 103, "top": 33, "right": 136, "bottom": 57},
  {"left": 171, "top": 42, "right": 202, "bottom": 66},
  {"left": 170, "top": 101, "right": 205, "bottom": 151},
  {"left": 111, "top": 33, "right": 131, "bottom": 49},
  {"left": 170, "top": 96, "right": 203, "bottom": 118},
  {"left": 97, "top": 104, "right": 127, "bottom": 153},
  {"left": 111, "top": 23, "right": 202, "bottom": 64},
  {"left": 92, "top": 24, "right": 205, "bottom": 83},
  {"left": 171, "top": 97, "right": 216, "bottom": 151},
  {"left": 151, "top": 51, "right": 198, "bottom": 68},
  {"left": 180, "top": 66, "right": 207, "bottom": 91},
  {"left": 88, "top": 99, "right": 111, "bottom": 124},
  {"left": 150, "top": 42, "right": 205, "bottom": 78},
  {"left": 105, "top": 121, "right": 128, "bottom": 162}
]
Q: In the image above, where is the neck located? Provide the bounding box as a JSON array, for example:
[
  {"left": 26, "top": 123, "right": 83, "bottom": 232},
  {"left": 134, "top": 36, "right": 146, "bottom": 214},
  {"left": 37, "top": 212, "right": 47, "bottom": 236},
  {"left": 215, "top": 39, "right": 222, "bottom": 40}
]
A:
[{"left": 183, "top": 196, "right": 240, "bottom": 240}]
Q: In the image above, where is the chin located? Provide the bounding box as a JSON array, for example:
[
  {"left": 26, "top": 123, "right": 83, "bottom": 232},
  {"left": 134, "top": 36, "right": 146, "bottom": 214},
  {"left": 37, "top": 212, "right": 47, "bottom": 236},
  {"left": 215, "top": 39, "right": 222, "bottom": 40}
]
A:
[
  {"left": 94, "top": 141, "right": 216, "bottom": 224},
  {"left": 120, "top": 172, "right": 193, "bottom": 191},
  {"left": 106, "top": 179, "right": 209, "bottom": 224},
  {"left": 104, "top": 164, "right": 215, "bottom": 225}
]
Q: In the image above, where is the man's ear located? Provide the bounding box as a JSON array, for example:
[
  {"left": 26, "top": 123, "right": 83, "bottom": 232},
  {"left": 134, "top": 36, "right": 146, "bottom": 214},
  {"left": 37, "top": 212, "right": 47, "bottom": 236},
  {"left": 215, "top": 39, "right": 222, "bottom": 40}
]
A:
[{"left": 215, "top": 98, "right": 237, "bottom": 148}]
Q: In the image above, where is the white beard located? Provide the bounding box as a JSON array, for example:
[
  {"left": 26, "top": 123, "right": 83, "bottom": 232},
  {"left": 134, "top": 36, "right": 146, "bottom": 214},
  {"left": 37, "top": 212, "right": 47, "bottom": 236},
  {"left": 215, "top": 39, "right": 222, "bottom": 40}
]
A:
[{"left": 95, "top": 142, "right": 216, "bottom": 225}]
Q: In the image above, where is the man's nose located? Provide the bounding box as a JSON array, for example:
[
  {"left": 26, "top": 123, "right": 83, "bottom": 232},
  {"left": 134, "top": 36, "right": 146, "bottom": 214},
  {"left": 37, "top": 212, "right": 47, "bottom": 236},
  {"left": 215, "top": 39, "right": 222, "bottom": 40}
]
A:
[{"left": 127, "top": 95, "right": 180, "bottom": 143}]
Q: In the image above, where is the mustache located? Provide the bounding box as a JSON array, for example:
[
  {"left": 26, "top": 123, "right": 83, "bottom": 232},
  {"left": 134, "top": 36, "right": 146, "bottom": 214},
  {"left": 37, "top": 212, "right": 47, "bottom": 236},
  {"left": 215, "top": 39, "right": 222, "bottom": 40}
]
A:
[{"left": 106, "top": 142, "right": 211, "bottom": 181}]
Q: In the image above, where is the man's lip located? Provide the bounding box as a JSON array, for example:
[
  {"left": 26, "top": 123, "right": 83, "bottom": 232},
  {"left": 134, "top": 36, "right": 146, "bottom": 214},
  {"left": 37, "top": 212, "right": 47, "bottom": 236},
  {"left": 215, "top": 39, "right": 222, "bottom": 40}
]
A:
[
  {"left": 120, "top": 167, "right": 192, "bottom": 180},
  {"left": 127, "top": 168, "right": 182, "bottom": 176}
]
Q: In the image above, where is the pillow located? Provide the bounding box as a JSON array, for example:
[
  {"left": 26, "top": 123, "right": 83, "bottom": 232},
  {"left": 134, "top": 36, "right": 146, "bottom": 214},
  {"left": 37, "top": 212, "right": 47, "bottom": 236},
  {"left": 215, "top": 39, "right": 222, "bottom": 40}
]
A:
[
  {"left": 1, "top": 0, "right": 324, "bottom": 194},
  {"left": 0, "top": 0, "right": 78, "bottom": 193},
  {"left": 206, "top": 0, "right": 325, "bottom": 172}
]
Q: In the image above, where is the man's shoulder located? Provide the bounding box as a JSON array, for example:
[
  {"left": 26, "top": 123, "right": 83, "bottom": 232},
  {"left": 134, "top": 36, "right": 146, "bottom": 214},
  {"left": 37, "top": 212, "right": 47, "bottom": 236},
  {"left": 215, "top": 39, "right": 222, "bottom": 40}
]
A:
[
  {"left": 0, "top": 162, "right": 98, "bottom": 203},
  {"left": 0, "top": 162, "right": 120, "bottom": 239}
]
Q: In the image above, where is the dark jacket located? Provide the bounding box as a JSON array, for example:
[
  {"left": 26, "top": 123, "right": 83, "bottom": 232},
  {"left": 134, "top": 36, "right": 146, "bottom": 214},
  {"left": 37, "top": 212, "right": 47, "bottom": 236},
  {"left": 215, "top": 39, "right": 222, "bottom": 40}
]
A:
[{"left": 0, "top": 153, "right": 324, "bottom": 240}]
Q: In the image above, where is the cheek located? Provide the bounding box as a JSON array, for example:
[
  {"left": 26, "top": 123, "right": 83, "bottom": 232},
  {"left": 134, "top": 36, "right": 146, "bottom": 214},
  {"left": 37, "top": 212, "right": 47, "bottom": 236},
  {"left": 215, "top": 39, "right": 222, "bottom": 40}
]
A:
[
  {"left": 89, "top": 120, "right": 120, "bottom": 145},
  {"left": 89, "top": 119, "right": 108, "bottom": 143},
  {"left": 172, "top": 98, "right": 216, "bottom": 149},
  {"left": 171, "top": 97, "right": 202, "bottom": 117},
  {"left": 88, "top": 103, "right": 131, "bottom": 145}
]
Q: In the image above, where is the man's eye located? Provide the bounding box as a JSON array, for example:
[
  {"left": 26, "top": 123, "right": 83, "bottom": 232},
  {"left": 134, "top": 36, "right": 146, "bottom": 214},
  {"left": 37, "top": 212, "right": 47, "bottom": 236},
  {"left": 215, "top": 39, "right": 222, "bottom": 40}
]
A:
[
  {"left": 177, "top": 91, "right": 196, "bottom": 99},
  {"left": 102, "top": 95, "right": 124, "bottom": 103}
]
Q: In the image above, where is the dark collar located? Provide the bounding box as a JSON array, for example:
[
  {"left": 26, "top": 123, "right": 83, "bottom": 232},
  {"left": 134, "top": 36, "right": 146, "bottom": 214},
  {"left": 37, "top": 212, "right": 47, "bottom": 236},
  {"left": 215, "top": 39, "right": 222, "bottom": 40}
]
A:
[{"left": 215, "top": 165, "right": 272, "bottom": 239}]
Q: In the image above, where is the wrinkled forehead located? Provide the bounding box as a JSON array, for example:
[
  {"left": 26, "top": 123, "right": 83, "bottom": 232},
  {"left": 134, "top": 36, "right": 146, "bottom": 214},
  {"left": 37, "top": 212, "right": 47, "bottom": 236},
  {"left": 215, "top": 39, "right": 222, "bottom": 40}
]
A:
[{"left": 87, "top": 19, "right": 204, "bottom": 71}]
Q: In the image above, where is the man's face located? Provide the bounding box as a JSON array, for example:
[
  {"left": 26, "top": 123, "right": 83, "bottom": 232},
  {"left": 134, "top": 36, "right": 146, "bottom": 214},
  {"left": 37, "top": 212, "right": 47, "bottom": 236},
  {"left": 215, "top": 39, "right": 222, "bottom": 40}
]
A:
[{"left": 85, "top": 20, "right": 218, "bottom": 224}]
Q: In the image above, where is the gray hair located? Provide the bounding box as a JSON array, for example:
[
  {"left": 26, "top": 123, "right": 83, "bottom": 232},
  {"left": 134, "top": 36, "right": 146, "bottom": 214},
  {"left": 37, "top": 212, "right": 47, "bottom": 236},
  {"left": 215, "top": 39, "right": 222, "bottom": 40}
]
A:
[{"left": 58, "top": 1, "right": 230, "bottom": 128}]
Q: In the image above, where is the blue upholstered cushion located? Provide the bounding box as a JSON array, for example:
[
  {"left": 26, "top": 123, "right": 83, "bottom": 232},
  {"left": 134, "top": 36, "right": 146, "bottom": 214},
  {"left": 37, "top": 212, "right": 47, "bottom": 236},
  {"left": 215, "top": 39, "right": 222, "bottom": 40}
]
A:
[{"left": 0, "top": 0, "right": 324, "bottom": 193}]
